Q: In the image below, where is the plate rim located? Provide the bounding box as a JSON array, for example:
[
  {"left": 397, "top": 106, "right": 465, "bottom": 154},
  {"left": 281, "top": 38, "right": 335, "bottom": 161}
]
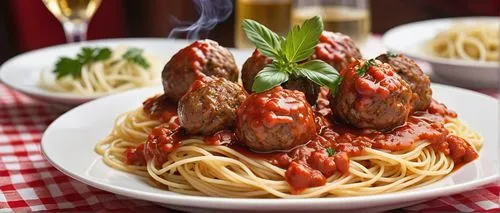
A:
[
  {"left": 40, "top": 83, "right": 500, "bottom": 210},
  {"left": 382, "top": 16, "right": 499, "bottom": 68}
]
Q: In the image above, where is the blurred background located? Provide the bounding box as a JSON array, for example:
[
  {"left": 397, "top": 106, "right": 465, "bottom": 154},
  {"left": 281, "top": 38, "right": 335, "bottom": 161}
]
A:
[{"left": 0, "top": 0, "right": 497, "bottom": 64}]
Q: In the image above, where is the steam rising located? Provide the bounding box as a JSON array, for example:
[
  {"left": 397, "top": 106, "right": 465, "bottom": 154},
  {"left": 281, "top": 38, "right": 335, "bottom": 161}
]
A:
[{"left": 168, "top": 0, "right": 233, "bottom": 40}]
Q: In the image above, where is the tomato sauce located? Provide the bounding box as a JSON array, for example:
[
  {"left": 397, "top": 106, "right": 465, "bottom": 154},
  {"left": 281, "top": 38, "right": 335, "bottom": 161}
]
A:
[
  {"left": 142, "top": 95, "right": 177, "bottom": 122},
  {"left": 125, "top": 94, "right": 477, "bottom": 194},
  {"left": 170, "top": 40, "right": 212, "bottom": 80},
  {"left": 315, "top": 32, "right": 351, "bottom": 65}
]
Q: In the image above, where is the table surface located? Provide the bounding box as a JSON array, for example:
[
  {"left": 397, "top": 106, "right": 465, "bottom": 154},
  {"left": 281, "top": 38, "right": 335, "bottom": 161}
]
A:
[{"left": 1, "top": 38, "right": 499, "bottom": 212}]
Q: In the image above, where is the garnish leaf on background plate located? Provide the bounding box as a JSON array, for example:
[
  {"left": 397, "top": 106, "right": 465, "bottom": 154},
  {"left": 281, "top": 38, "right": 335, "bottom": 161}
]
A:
[
  {"left": 54, "top": 47, "right": 111, "bottom": 79},
  {"left": 122, "top": 48, "right": 150, "bottom": 69},
  {"left": 53, "top": 57, "right": 82, "bottom": 79},
  {"left": 242, "top": 16, "right": 342, "bottom": 93},
  {"left": 77, "top": 47, "right": 112, "bottom": 64},
  {"left": 53, "top": 47, "right": 150, "bottom": 79}
]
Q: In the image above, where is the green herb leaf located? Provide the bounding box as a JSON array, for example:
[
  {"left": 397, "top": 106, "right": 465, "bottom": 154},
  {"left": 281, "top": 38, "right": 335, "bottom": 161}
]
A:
[
  {"left": 283, "top": 16, "right": 323, "bottom": 63},
  {"left": 54, "top": 47, "right": 111, "bottom": 79},
  {"left": 243, "top": 16, "right": 343, "bottom": 94},
  {"left": 53, "top": 57, "right": 82, "bottom": 79},
  {"left": 122, "top": 48, "right": 150, "bottom": 69},
  {"left": 95, "top": 48, "right": 112, "bottom": 60},
  {"left": 252, "top": 62, "right": 290, "bottom": 93},
  {"left": 356, "top": 59, "right": 376, "bottom": 76},
  {"left": 242, "top": 19, "right": 283, "bottom": 61},
  {"left": 325, "top": 147, "right": 336, "bottom": 156},
  {"left": 297, "top": 60, "right": 340, "bottom": 91},
  {"left": 77, "top": 47, "right": 111, "bottom": 64}
]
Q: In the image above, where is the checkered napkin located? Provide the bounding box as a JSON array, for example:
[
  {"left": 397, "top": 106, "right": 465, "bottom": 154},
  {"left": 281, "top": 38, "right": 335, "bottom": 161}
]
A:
[{"left": 0, "top": 83, "right": 498, "bottom": 212}]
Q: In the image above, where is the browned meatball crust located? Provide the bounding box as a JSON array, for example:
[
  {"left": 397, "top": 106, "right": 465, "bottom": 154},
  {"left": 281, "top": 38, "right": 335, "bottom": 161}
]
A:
[
  {"left": 333, "top": 60, "right": 413, "bottom": 130},
  {"left": 178, "top": 77, "right": 247, "bottom": 135},
  {"left": 376, "top": 53, "right": 432, "bottom": 111},
  {"left": 235, "top": 87, "right": 316, "bottom": 152},
  {"left": 162, "top": 39, "right": 239, "bottom": 102},
  {"left": 312, "top": 31, "right": 362, "bottom": 71}
]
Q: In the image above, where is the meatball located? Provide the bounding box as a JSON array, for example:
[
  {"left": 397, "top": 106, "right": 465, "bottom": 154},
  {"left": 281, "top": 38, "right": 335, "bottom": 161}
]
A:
[
  {"left": 240, "top": 31, "right": 361, "bottom": 104},
  {"left": 235, "top": 87, "right": 316, "bottom": 152},
  {"left": 241, "top": 49, "right": 272, "bottom": 93},
  {"left": 178, "top": 77, "right": 247, "bottom": 135},
  {"left": 283, "top": 77, "right": 321, "bottom": 104},
  {"left": 333, "top": 59, "right": 413, "bottom": 130},
  {"left": 312, "top": 31, "right": 362, "bottom": 71},
  {"left": 376, "top": 53, "right": 432, "bottom": 111},
  {"left": 162, "top": 39, "right": 239, "bottom": 102}
]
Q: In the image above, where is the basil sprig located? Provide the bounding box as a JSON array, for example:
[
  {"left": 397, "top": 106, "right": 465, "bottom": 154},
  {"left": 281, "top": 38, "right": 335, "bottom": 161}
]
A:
[{"left": 242, "top": 16, "right": 341, "bottom": 93}]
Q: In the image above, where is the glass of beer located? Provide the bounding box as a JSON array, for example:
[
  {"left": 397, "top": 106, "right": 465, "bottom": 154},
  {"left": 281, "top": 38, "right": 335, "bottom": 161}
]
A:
[
  {"left": 235, "top": 0, "right": 292, "bottom": 48},
  {"left": 42, "top": 0, "right": 102, "bottom": 42},
  {"left": 292, "top": 0, "right": 371, "bottom": 44}
]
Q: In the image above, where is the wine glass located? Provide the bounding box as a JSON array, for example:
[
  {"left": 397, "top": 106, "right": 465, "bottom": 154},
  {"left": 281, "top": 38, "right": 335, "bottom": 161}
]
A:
[{"left": 42, "top": 0, "right": 102, "bottom": 42}]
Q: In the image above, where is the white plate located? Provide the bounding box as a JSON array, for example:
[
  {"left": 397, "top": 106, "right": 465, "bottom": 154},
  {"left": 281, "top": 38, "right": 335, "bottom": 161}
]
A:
[
  {"left": 41, "top": 83, "right": 499, "bottom": 212},
  {"left": 0, "top": 38, "right": 251, "bottom": 106},
  {"left": 382, "top": 17, "right": 499, "bottom": 89}
]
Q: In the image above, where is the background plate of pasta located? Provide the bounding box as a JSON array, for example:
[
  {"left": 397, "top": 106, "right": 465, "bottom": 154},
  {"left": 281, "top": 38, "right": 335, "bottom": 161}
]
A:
[
  {"left": 382, "top": 17, "right": 499, "bottom": 88},
  {"left": 0, "top": 38, "right": 249, "bottom": 106}
]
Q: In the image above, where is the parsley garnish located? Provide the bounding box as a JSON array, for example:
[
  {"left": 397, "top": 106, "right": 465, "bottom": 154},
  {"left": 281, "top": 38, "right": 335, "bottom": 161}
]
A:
[
  {"left": 325, "top": 147, "right": 336, "bottom": 156},
  {"left": 356, "top": 59, "right": 377, "bottom": 76},
  {"left": 242, "top": 16, "right": 341, "bottom": 93},
  {"left": 53, "top": 47, "right": 111, "bottom": 79},
  {"left": 122, "top": 48, "right": 150, "bottom": 69},
  {"left": 53, "top": 47, "right": 150, "bottom": 79}
]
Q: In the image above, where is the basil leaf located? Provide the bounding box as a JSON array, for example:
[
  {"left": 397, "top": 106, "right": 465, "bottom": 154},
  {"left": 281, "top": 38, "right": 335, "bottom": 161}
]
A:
[
  {"left": 242, "top": 19, "right": 283, "bottom": 61},
  {"left": 283, "top": 16, "right": 323, "bottom": 63},
  {"left": 252, "top": 63, "right": 289, "bottom": 93},
  {"left": 297, "top": 60, "right": 340, "bottom": 91}
]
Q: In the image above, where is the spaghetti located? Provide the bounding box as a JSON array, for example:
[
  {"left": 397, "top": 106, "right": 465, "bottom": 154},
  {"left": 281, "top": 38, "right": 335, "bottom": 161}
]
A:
[
  {"left": 40, "top": 46, "right": 161, "bottom": 96},
  {"left": 428, "top": 24, "right": 499, "bottom": 62},
  {"left": 95, "top": 97, "right": 482, "bottom": 198}
]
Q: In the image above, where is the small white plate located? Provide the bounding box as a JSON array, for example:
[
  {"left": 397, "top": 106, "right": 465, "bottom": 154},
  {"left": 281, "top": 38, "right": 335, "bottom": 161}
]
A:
[
  {"left": 382, "top": 17, "right": 499, "bottom": 89},
  {"left": 41, "top": 83, "right": 499, "bottom": 212},
  {"left": 0, "top": 38, "right": 251, "bottom": 106}
]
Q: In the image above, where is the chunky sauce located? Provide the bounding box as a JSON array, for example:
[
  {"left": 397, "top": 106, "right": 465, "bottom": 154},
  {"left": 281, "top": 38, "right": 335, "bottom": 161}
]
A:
[
  {"left": 126, "top": 94, "right": 478, "bottom": 193},
  {"left": 173, "top": 40, "right": 212, "bottom": 80},
  {"left": 314, "top": 31, "right": 360, "bottom": 70}
]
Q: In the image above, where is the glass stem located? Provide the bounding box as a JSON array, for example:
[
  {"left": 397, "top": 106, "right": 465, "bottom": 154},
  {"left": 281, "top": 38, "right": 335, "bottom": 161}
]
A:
[{"left": 62, "top": 21, "right": 88, "bottom": 43}]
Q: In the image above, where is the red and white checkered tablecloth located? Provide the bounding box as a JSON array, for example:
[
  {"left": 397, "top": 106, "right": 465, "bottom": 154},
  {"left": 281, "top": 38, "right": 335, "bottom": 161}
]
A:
[{"left": 0, "top": 83, "right": 498, "bottom": 212}]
